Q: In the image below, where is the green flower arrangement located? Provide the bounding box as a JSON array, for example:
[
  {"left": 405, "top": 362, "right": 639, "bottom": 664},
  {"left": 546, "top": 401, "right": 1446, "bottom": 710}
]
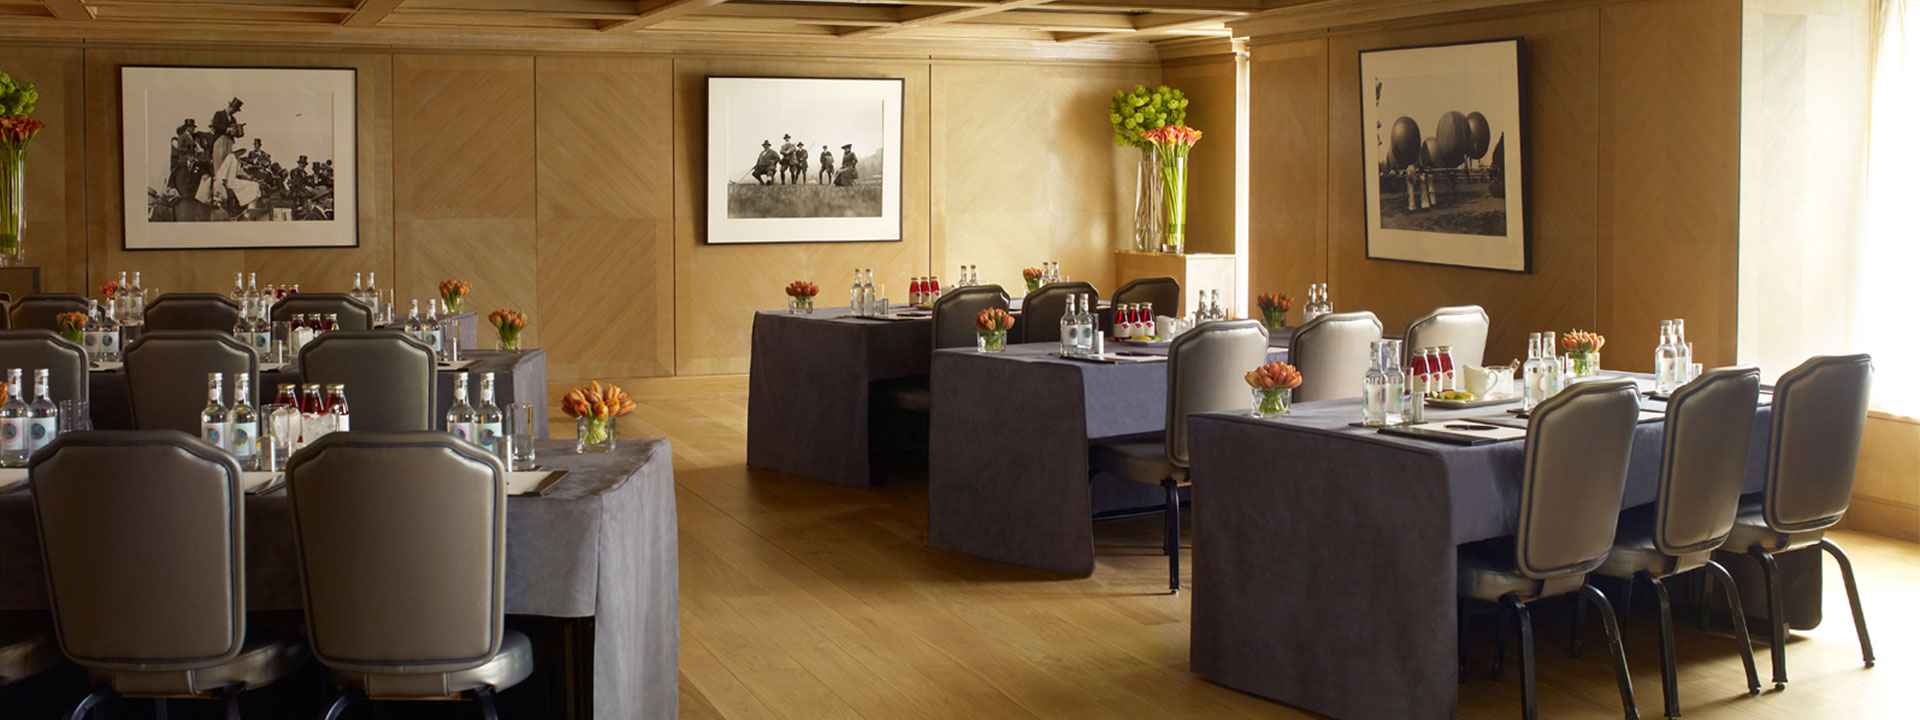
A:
[
  {"left": 1, "top": 71, "right": 44, "bottom": 267},
  {"left": 1109, "top": 84, "right": 1187, "bottom": 149}
]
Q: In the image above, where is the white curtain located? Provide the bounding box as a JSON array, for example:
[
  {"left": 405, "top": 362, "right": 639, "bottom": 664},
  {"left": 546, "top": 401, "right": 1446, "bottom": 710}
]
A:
[{"left": 1854, "top": 0, "right": 1920, "bottom": 414}]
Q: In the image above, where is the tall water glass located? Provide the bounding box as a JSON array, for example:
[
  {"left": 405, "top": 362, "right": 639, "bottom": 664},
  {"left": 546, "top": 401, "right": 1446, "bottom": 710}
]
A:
[
  {"left": 379, "top": 289, "right": 396, "bottom": 324},
  {"left": 506, "top": 403, "right": 538, "bottom": 470}
]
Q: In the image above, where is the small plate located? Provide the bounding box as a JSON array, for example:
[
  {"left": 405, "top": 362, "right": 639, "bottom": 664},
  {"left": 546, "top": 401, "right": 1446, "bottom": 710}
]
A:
[{"left": 1423, "top": 394, "right": 1521, "bottom": 410}]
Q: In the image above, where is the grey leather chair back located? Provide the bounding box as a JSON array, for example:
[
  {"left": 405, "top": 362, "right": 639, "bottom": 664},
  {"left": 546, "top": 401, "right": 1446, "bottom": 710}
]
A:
[
  {"left": 271, "top": 293, "right": 372, "bottom": 331},
  {"left": 1166, "top": 319, "right": 1270, "bottom": 467},
  {"left": 9, "top": 295, "right": 88, "bottom": 333},
  {"left": 1654, "top": 366, "right": 1761, "bottom": 554},
  {"left": 931, "top": 284, "right": 1010, "bottom": 351},
  {"left": 287, "top": 432, "right": 506, "bottom": 676},
  {"left": 1515, "top": 378, "right": 1641, "bottom": 578},
  {"left": 1020, "top": 281, "right": 1098, "bottom": 345},
  {"left": 0, "top": 299, "right": 9, "bottom": 329},
  {"left": 145, "top": 293, "right": 242, "bottom": 333},
  {"left": 1287, "top": 311, "right": 1383, "bottom": 402},
  {"left": 301, "top": 331, "right": 435, "bottom": 431},
  {"left": 1111, "top": 276, "right": 1181, "bottom": 318},
  {"left": 0, "top": 329, "right": 89, "bottom": 405},
  {"left": 31, "top": 431, "right": 245, "bottom": 672},
  {"left": 1765, "top": 354, "right": 1873, "bottom": 532},
  {"left": 1403, "top": 305, "right": 1490, "bottom": 368},
  {"left": 125, "top": 331, "right": 259, "bottom": 436}
]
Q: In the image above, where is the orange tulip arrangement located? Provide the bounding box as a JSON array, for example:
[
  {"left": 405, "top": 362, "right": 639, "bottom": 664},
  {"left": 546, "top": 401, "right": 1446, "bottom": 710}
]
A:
[
  {"left": 784, "top": 280, "right": 819, "bottom": 314},
  {"left": 1256, "top": 293, "right": 1294, "bottom": 330},
  {"left": 1561, "top": 329, "right": 1605, "bottom": 376},
  {"left": 99, "top": 280, "right": 120, "bottom": 299},
  {"left": 488, "top": 309, "right": 527, "bottom": 350},
  {"left": 438, "top": 279, "right": 471, "bottom": 314},
  {"left": 562, "top": 380, "right": 634, "bottom": 450},
  {"left": 1141, "top": 125, "right": 1204, "bottom": 252},
  {"left": 974, "top": 307, "right": 1015, "bottom": 353},
  {"left": 1022, "top": 267, "right": 1044, "bottom": 293},
  {"left": 1245, "top": 361, "right": 1303, "bottom": 417},
  {"left": 55, "top": 311, "right": 86, "bottom": 345}
]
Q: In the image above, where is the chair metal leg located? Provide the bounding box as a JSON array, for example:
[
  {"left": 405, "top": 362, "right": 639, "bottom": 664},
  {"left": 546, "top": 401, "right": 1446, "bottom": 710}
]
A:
[
  {"left": 1501, "top": 594, "right": 1538, "bottom": 720},
  {"left": 1163, "top": 480, "right": 1181, "bottom": 594},
  {"left": 1458, "top": 599, "right": 1473, "bottom": 676},
  {"left": 1641, "top": 572, "right": 1682, "bottom": 719},
  {"left": 1704, "top": 560, "right": 1762, "bottom": 695},
  {"left": 155, "top": 699, "right": 169, "bottom": 720},
  {"left": 1697, "top": 571, "right": 1713, "bottom": 631},
  {"left": 1817, "top": 538, "right": 1875, "bottom": 667},
  {"left": 1491, "top": 601, "right": 1508, "bottom": 681},
  {"left": 67, "top": 687, "right": 109, "bottom": 720},
  {"left": 226, "top": 690, "right": 243, "bottom": 720},
  {"left": 1749, "top": 547, "right": 1788, "bottom": 690},
  {"left": 1580, "top": 584, "right": 1641, "bottom": 720},
  {"left": 1571, "top": 588, "right": 1589, "bottom": 658},
  {"left": 474, "top": 686, "right": 501, "bottom": 720},
  {"left": 319, "top": 688, "right": 362, "bottom": 720}
]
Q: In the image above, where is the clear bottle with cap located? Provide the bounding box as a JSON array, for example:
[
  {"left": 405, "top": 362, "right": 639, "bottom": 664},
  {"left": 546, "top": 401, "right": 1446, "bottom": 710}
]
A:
[
  {"left": 1541, "top": 331, "right": 1564, "bottom": 398},
  {"left": 1522, "top": 333, "right": 1546, "bottom": 411},
  {"left": 1059, "top": 295, "right": 1079, "bottom": 356},
  {"left": 83, "top": 300, "right": 106, "bottom": 363},
  {"left": 1654, "top": 321, "right": 1679, "bottom": 394},
  {"left": 446, "top": 374, "right": 477, "bottom": 443},
  {"left": 422, "top": 299, "right": 443, "bottom": 354},
  {"left": 0, "top": 368, "right": 28, "bottom": 467},
  {"left": 1383, "top": 339, "right": 1406, "bottom": 424},
  {"left": 1672, "top": 318, "right": 1692, "bottom": 384},
  {"left": 248, "top": 298, "right": 272, "bottom": 357},
  {"left": 365, "top": 271, "right": 381, "bottom": 319},
  {"left": 1076, "top": 295, "right": 1096, "bottom": 355},
  {"left": 476, "top": 373, "right": 503, "bottom": 454},
  {"left": 350, "top": 272, "right": 365, "bottom": 306},
  {"left": 233, "top": 297, "right": 256, "bottom": 352},
  {"left": 26, "top": 369, "right": 57, "bottom": 454},
  {"left": 231, "top": 374, "right": 257, "bottom": 468},
  {"left": 405, "top": 300, "right": 424, "bottom": 343},
  {"left": 200, "top": 372, "right": 229, "bottom": 452},
  {"left": 232, "top": 272, "right": 247, "bottom": 302},
  {"left": 1362, "top": 341, "right": 1388, "bottom": 427}
]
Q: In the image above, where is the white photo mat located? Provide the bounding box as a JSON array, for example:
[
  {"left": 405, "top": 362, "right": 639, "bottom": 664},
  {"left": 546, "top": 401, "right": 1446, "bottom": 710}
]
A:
[{"left": 705, "top": 76, "right": 903, "bottom": 244}]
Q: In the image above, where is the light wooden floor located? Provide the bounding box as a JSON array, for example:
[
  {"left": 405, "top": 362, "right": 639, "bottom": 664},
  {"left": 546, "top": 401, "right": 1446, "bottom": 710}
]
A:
[{"left": 566, "top": 375, "right": 1919, "bottom": 720}]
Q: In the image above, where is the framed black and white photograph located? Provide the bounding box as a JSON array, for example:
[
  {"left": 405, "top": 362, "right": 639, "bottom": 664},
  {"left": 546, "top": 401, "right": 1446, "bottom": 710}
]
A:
[
  {"left": 120, "top": 65, "right": 358, "bottom": 250},
  {"left": 705, "top": 76, "right": 903, "bottom": 244},
  {"left": 1360, "top": 39, "right": 1528, "bottom": 272}
]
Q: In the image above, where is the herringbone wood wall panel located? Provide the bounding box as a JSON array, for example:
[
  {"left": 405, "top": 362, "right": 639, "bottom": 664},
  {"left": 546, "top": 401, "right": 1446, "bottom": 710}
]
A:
[
  {"left": 1160, "top": 56, "right": 1238, "bottom": 257},
  {"left": 8, "top": 47, "right": 85, "bottom": 293},
  {"left": 1247, "top": 39, "right": 1329, "bottom": 315},
  {"left": 1248, "top": 0, "right": 1739, "bottom": 370}
]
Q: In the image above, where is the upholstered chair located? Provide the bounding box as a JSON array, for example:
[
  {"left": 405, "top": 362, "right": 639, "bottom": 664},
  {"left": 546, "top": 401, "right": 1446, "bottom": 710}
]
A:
[
  {"left": 1019, "top": 281, "right": 1098, "bottom": 345},
  {"left": 1403, "top": 305, "right": 1491, "bottom": 368},
  {"left": 125, "top": 331, "right": 259, "bottom": 436},
  {"left": 0, "top": 329, "right": 89, "bottom": 407},
  {"left": 300, "top": 331, "right": 435, "bottom": 431},
  {"left": 145, "top": 293, "right": 242, "bottom": 333},
  {"left": 270, "top": 293, "right": 372, "bottom": 331},
  {"left": 930, "top": 284, "right": 1011, "bottom": 352},
  {"left": 1714, "top": 354, "right": 1876, "bottom": 691},
  {"left": 1287, "top": 311, "right": 1383, "bottom": 402},
  {"left": 1111, "top": 276, "right": 1181, "bottom": 320},
  {"left": 288, "top": 432, "right": 531, "bottom": 720},
  {"left": 1088, "top": 319, "right": 1269, "bottom": 592},
  {"left": 9, "top": 295, "right": 88, "bottom": 333}
]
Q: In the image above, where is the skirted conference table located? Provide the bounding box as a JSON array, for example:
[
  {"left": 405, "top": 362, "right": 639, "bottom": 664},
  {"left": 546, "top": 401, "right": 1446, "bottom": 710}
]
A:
[
  {"left": 1186, "top": 380, "right": 1827, "bottom": 720},
  {"left": 748, "top": 301, "right": 1114, "bottom": 488},
  {"left": 0, "top": 438, "right": 678, "bottom": 720},
  {"left": 85, "top": 348, "right": 549, "bottom": 438},
  {"left": 926, "top": 335, "right": 1288, "bottom": 574}
]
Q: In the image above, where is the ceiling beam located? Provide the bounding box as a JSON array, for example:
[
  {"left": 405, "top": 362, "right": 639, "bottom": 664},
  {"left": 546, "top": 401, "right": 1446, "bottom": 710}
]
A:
[
  {"left": 837, "top": 0, "right": 1055, "bottom": 39},
  {"left": 601, "top": 0, "right": 732, "bottom": 31},
  {"left": 341, "top": 0, "right": 406, "bottom": 27},
  {"left": 40, "top": 0, "right": 94, "bottom": 21},
  {"left": 1056, "top": 12, "right": 1227, "bottom": 42}
]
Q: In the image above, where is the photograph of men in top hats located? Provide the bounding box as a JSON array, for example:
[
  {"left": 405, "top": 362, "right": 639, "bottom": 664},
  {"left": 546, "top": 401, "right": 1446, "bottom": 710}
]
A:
[
  {"left": 706, "top": 76, "right": 903, "bottom": 244},
  {"left": 121, "top": 66, "right": 358, "bottom": 249}
]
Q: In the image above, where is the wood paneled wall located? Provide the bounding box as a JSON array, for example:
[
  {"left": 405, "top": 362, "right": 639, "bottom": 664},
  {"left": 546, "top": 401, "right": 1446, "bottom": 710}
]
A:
[
  {"left": 7, "top": 42, "right": 1152, "bottom": 380},
  {"left": 1246, "top": 0, "right": 1740, "bottom": 370},
  {"left": 1160, "top": 55, "right": 1240, "bottom": 256}
]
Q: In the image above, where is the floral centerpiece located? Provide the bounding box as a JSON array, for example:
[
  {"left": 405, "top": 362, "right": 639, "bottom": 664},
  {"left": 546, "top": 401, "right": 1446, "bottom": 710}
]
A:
[
  {"left": 488, "top": 309, "right": 527, "bottom": 350},
  {"left": 1141, "top": 125, "right": 1202, "bottom": 253},
  {"left": 438, "top": 279, "right": 471, "bottom": 314},
  {"left": 1256, "top": 293, "right": 1293, "bottom": 331},
  {"left": 561, "top": 380, "right": 634, "bottom": 453},
  {"left": 55, "top": 311, "right": 86, "bottom": 346},
  {"left": 1245, "top": 360, "right": 1303, "bottom": 418},
  {"left": 974, "top": 307, "right": 1015, "bottom": 353},
  {"left": 1561, "top": 330, "right": 1605, "bottom": 377},
  {"left": 784, "top": 280, "right": 819, "bottom": 314},
  {"left": 1021, "top": 267, "right": 1043, "bottom": 294},
  {"left": 1, "top": 72, "right": 44, "bottom": 267},
  {"left": 99, "top": 280, "right": 120, "bottom": 299},
  {"left": 1111, "top": 85, "right": 1187, "bottom": 253}
]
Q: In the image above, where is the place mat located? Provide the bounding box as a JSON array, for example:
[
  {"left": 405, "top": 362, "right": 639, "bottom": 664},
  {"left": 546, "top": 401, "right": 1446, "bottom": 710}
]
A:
[
  {"left": 846, "top": 313, "right": 926, "bottom": 322},
  {"left": 1482, "top": 410, "right": 1665, "bottom": 427},
  {"left": 1423, "top": 394, "right": 1521, "bottom": 410},
  {"left": 89, "top": 361, "right": 124, "bottom": 373},
  {"left": 1114, "top": 337, "right": 1171, "bottom": 347},
  {"left": 506, "top": 469, "right": 567, "bottom": 496},
  {"left": 259, "top": 362, "right": 289, "bottom": 373},
  {"left": 242, "top": 471, "right": 285, "bottom": 495},
  {"left": 436, "top": 359, "right": 481, "bottom": 371},
  {"left": 1379, "top": 421, "right": 1527, "bottom": 446},
  {"left": 1054, "top": 352, "right": 1167, "bottom": 365}
]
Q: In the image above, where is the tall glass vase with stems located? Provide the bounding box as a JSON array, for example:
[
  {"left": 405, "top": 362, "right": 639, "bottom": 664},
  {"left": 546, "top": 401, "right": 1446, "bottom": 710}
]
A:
[
  {"left": 1131, "top": 147, "right": 1164, "bottom": 252},
  {"left": 1161, "top": 155, "right": 1188, "bottom": 254},
  {"left": 0, "top": 143, "right": 23, "bottom": 267}
]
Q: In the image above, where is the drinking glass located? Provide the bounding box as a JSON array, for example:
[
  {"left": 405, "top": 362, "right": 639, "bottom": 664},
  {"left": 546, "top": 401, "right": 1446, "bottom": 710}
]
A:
[
  {"left": 506, "top": 403, "right": 538, "bottom": 470},
  {"left": 57, "top": 400, "right": 90, "bottom": 433},
  {"left": 379, "top": 290, "right": 396, "bottom": 324}
]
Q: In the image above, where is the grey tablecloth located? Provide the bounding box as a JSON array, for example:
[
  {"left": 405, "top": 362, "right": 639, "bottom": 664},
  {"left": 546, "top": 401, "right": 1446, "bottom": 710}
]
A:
[
  {"left": 926, "top": 340, "right": 1287, "bottom": 575},
  {"left": 1186, "top": 389, "right": 1822, "bottom": 720},
  {"left": 86, "top": 348, "right": 549, "bottom": 438},
  {"left": 0, "top": 437, "right": 676, "bottom": 719}
]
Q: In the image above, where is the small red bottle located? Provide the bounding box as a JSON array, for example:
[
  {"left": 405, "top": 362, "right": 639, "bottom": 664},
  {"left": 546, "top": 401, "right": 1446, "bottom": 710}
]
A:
[
  {"left": 929, "top": 276, "right": 940, "bottom": 299},
  {"left": 275, "top": 383, "right": 298, "bottom": 409}
]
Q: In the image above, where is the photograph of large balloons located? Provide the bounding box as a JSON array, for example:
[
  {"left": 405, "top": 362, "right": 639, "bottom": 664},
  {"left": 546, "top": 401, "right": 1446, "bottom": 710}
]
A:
[
  {"left": 1419, "top": 137, "right": 1438, "bottom": 169},
  {"left": 1433, "top": 111, "right": 1469, "bottom": 168},
  {"left": 1466, "top": 111, "right": 1491, "bottom": 159},
  {"left": 1390, "top": 117, "right": 1421, "bottom": 170}
]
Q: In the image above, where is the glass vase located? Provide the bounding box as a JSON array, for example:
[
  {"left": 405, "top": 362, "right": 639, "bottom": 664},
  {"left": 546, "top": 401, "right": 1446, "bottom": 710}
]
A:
[
  {"left": 1569, "top": 351, "right": 1601, "bottom": 377},
  {"left": 1161, "top": 154, "right": 1188, "bottom": 254},
  {"left": 496, "top": 332, "right": 521, "bottom": 351},
  {"left": 443, "top": 296, "right": 463, "bottom": 314},
  {"left": 576, "top": 416, "right": 616, "bottom": 453},
  {"left": 1131, "top": 147, "right": 1164, "bottom": 252},
  {"left": 788, "top": 295, "right": 814, "bottom": 314},
  {"left": 976, "top": 329, "right": 1007, "bottom": 353},
  {"left": 1260, "top": 308, "right": 1287, "bottom": 332},
  {"left": 0, "top": 143, "right": 23, "bottom": 267},
  {"left": 1252, "top": 387, "right": 1291, "bottom": 418}
]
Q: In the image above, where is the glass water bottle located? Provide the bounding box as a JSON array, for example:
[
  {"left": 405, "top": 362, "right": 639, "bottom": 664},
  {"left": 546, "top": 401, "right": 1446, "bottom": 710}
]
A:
[
  {"left": 446, "top": 374, "right": 477, "bottom": 443},
  {"left": 26, "top": 370, "right": 57, "bottom": 454},
  {"left": 1362, "top": 340, "right": 1388, "bottom": 427},
  {"left": 231, "top": 374, "right": 257, "bottom": 468},
  {"left": 200, "top": 372, "right": 229, "bottom": 452},
  {"left": 1, "top": 368, "right": 28, "bottom": 467},
  {"left": 1522, "top": 333, "right": 1545, "bottom": 411},
  {"left": 476, "top": 373, "right": 503, "bottom": 454}
]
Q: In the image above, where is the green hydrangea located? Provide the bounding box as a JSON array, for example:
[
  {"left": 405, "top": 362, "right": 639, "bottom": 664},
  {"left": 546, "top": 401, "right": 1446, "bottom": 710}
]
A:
[
  {"left": 1110, "top": 84, "right": 1186, "bottom": 149},
  {"left": 0, "top": 72, "right": 37, "bottom": 118}
]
